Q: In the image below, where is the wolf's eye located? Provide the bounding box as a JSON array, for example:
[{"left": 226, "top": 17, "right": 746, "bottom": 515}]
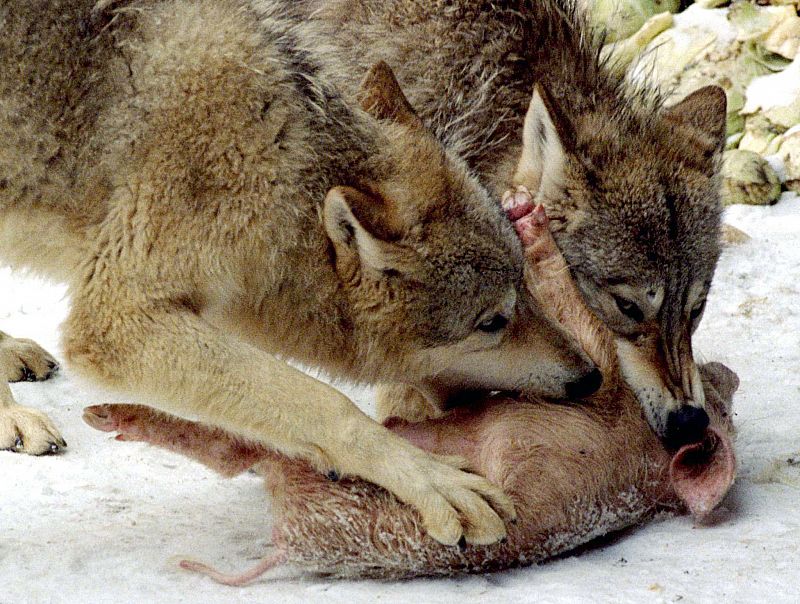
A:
[
  {"left": 477, "top": 314, "right": 509, "bottom": 334},
  {"left": 690, "top": 299, "right": 706, "bottom": 321},
  {"left": 613, "top": 295, "right": 644, "bottom": 322}
]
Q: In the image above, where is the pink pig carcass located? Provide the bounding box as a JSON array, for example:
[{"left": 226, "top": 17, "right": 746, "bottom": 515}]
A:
[{"left": 83, "top": 196, "right": 737, "bottom": 582}]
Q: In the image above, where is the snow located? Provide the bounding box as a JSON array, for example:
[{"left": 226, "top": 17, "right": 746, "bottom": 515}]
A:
[
  {"left": 673, "top": 5, "right": 737, "bottom": 49},
  {"left": 2, "top": 194, "right": 798, "bottom": 603},
  {"left": 743, "top": 55, "right": 800, "bottom": 114}
]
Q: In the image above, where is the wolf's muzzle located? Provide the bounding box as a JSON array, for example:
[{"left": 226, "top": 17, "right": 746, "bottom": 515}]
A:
[{"left": 564, "top": 367, "right": 603, "bottom": 399}]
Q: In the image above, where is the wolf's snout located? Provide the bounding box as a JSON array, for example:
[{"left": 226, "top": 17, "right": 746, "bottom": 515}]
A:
[
  {"left": 564, "top": 367, "right": 603, "bottom": 399},
  {"left": 665, "top": 405, "right": 710, "bottom": 448}
]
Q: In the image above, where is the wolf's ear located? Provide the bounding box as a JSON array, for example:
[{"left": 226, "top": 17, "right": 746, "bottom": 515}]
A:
[
  {"left": 358, "top": 61, "right": 423, "bottom": 129},
  {"left": 663, "top": 86, "right": 727, "bottom": 165},
  {"left": 323, "top": 186, "right": 406, "bottom": 278},
  {"left": 515, "top": 83, "right": 572, "bottom": 196}
]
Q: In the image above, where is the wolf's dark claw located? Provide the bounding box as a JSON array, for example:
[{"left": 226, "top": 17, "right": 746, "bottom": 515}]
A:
[{"left": 21, "top": 366, "right": 36, "bottom": 382}]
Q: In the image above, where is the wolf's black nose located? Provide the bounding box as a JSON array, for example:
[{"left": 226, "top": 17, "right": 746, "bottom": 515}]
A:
[
  {"left": 565, "top": 367, "right": 603, "bottom": 399},
  {"left": 665, "top": 405, "right": 710, "bottom": 448}
]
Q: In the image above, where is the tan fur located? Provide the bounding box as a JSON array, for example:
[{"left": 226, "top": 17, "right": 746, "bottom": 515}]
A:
[
  {"left": 302, "top": 0, "right": 729, "bottom": 442},
  {"left": 82, "top": 212, "right": 737, "bottom": 580},
  {"left": 0, "top": 0, "right": 606, "bottom": 544},
  {"left": 0, "top": 331, "right": 64, "bottom": 454}
]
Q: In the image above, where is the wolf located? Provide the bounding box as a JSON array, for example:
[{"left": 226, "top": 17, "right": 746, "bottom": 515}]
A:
[
  {"left": 81, "top": 200, "right": 737, "bottom": 581},
  {"left": 0, "top": 0, "right": 603, "bottom": 545},
  {"left": 303, "top": 0, "right": 728, "bottom": 446}
]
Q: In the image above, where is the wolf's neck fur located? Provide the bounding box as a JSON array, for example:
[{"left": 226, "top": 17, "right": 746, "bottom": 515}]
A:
[{"left": 312, "top": 0, "right": 657, "bottom": 195}]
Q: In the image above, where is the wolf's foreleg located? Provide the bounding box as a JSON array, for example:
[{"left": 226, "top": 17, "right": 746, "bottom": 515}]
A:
[{"left": 65, "top": 300, "right": 515, "bottom": 546}]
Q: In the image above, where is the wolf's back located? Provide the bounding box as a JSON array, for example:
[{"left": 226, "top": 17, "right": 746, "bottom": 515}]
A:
[{"left": 306, "top": 0, "right": 627, "bottom": 172}]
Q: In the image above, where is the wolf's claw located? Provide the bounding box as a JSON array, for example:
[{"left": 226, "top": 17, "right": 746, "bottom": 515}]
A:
[
  {"left": 363, "top": 441, "right": 516, "bottom": 546},
  {"left": 0, "top": 334, "right": 60, "bottom": 383},
  {"left": 0, "top": 404, "right": 66, "bottom": 455}
]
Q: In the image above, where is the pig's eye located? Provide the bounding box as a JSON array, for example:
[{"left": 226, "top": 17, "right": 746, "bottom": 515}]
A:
[{"left": 477, "top": 314, "right": 509, "bottom": 334}]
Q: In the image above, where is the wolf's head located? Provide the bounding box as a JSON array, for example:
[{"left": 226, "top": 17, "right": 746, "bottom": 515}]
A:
[
  {"left": 323, "top": 62, "right": 599, "bottom": 406},
  {"left": 513, "top": 83, "right": 726, "bottom": 446}
]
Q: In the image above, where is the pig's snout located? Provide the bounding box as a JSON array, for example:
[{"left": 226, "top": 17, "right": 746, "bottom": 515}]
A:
[
  {"left": 664, "top": 405, "right": 710, "bottom": 449},
  {"left": 564, "top": 367, "right": 603, "bottom": 399}
]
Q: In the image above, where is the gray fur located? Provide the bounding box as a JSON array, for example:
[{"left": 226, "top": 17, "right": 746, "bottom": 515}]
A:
[{"left": 303, "top": 0, "right": 727, "bottom": 435}]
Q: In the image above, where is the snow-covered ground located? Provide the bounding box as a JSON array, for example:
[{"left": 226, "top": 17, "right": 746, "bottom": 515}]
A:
[{"left": 2, "top": 193, "right": 798, "bottom": 604}]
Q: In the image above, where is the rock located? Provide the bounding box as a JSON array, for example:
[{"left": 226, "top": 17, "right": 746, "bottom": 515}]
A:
[
  {"left": 694, "top": 0, "right": 727, "bottom": 7},
  {"left": 739, "top": 113, "right": 786, "bottom": 154},
  {"left": 742, "top": 56, "right": 800, "bottom": 129},
  {"left": 586, "top": 0, "right": 680, "bottom": 42},
  {"left": 776, "top": 127, "right": 800, "bottom": 193},
  {"left": 721, "top": 149, "right": 782, "bottom": 205},
  {"left": 601, "top": 12, "right": 674, "bottom": 71},
  {"left": 763, "top": 11, "right": 800, "bottom": 59},
  {"left": 720, "top": 224, "right": 751, "bottom": 246}
]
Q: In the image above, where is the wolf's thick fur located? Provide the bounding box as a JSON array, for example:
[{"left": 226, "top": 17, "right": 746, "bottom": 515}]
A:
[
  {"left": 81, "top": 207, "right": 738, "bottom": 580},
  {"left": 303, "top": 0, "right": 728, "bottom": 440},
  {"left": 0, "top": 0, "right": 606, "bottom": 545}
]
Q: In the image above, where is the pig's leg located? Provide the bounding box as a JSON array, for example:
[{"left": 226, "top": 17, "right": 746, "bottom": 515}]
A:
[
  {"left": 502, "top": 188, "right": 617, "bottom": 380},
  {"left": 83, "top": 404, "right": 270, "bottom": 477}
]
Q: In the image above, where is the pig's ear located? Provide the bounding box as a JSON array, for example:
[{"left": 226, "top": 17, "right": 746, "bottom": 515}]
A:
[
  {"left": 323, "top": 186, "right": 407, "bottom": 279},
  {"left": 662, "top": 86, "right": 727, "bottom": 172},
  {"left": 358, "top": 61, "right": 424, "bottom": 129},
  {"left": 514, "top": 83, "right": 572, "bottom": 197}
]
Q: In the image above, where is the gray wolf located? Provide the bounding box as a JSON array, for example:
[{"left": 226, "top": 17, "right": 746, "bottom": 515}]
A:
[
  {"left": 82, "top": 201, "right": 737, "bottom": 580},
  {"left": 302, "top": 0, "right": 728, "bottom": 446},
  {"left": 0, "top": 0, "right": 600, "bottom": 545}
]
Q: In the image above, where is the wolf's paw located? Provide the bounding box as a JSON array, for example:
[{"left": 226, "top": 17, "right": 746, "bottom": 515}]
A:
[
  {"left": 0, "top": 334, "right": 59, "bottom": 382},
  {"left": 370, "top": 442, "right": 516, "bottom": 546},
  {"left": 376, "top": 383, "right": 441, "bottom": 424},
  {"left": 82, "top": 404, "right": 151, "bottom": 442},
  {"left": 0, "top": 404, "right": 66, "bottom": 454}
]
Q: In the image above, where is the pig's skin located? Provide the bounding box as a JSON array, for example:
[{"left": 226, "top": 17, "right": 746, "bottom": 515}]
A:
[
  {"left": 83, "top": 203, "right": 738, "bottom": 580},
  {"left": 83, "top": 361, "right": 735, "bottom": 580}
]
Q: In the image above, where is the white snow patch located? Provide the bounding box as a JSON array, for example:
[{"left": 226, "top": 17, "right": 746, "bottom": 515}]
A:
[
  {"left": 673, "top": 5, "right": 737, "bottom": 49},
  {"left": 742, "top": 55, "right": 800, "bottom": 114}
]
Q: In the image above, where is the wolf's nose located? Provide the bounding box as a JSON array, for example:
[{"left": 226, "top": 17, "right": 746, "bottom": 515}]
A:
[
  {"left": 565, "top": 367, "right": 603, "bottom": 399},
  {"left": 665, "top": 405, "right": 710, "bottom": 448}
]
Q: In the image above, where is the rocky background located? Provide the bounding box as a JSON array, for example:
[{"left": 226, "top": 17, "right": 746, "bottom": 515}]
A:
[{"left": 588, "top": 0, "right": 800, "bottom": 206}]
